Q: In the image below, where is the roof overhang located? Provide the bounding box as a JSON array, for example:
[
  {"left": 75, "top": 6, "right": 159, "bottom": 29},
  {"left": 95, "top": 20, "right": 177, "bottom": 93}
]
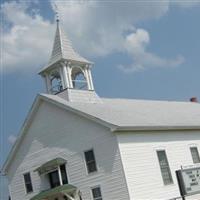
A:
[
  {"left": 112, "top": 126, "right": 200, "bottom": 132},
  {"left": 34, "top": 158, "right": 67, "bottom": 175},
  {"left": 30, "top": 184, "right": 77, "bottom": 200},
  {"left": 38, "top": 58, "right": 94, "bottom": 75}
]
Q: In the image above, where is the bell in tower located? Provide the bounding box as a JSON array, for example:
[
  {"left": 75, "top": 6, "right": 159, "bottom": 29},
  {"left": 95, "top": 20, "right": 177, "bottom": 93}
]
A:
[{"left": 38, "top": 16, "right": 100, "bottom": 103}]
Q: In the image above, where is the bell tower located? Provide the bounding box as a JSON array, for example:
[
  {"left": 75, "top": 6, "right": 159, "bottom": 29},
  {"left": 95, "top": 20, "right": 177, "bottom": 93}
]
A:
[{"left": 39, "top": 18, "right": 101, "bottom": 103}]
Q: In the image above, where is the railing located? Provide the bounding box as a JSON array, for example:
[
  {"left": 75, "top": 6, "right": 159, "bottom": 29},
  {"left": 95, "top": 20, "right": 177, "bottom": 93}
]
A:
[
  {"left": 50, "top": 84, "right": 63, "bottom": 94},
  {"left": 49, "top": 80, "right": 88, "bottom": 94},
  {"left": 72, "top": 80, "right": 88, "bottom": 90}
]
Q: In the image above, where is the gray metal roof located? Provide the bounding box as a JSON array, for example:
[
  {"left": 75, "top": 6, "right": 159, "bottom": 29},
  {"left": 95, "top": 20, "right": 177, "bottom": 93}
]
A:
[{"left": 41, "top": 94, "right": 200, "bottom": 129}]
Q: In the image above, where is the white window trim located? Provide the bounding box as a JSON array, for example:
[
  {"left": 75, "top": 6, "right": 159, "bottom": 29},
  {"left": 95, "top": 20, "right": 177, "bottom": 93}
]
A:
[
  {"left": 188, "top": 143, "right": 199, "bottom": 148},
  {"left": 90, "top": 185, "right": 103, "bottom": 200},
  {"left": 189, "top": 145, "right": 200, "bottom": 164},
  {"left": 23, "top": 172, "right": 33, "bottom": 195},
  {"left": 83, "top": 148, "right": 98, "bottom": 175},
  {"left": 156, "top": 149, "right": 174, "bottom": 186}
]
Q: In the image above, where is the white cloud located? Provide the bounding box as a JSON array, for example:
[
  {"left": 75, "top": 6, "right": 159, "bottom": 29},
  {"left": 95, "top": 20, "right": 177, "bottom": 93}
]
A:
[
  {"left": 52, "top": 1, "right": 170, "bottom": 57},
  {"left": 1, "top": 1, "right": 54, "bottom": 73},
  {"left": 1, "top": 0, "right": 192, "bottom": 73},
  {"left": 8, "top": 134, "right": 17, "bottom": 145},
  {"left": 119, "top": 29, "right": 185, "bottom": 72}
]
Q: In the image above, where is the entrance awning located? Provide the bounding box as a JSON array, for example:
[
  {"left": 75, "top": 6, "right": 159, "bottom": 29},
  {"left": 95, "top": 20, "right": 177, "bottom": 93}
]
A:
[
  {"left": 30, "top": 184, "right": 77, "bottom": 200},
  {"left": 34, "top": 157, "right": 66, "bottom": 175}
]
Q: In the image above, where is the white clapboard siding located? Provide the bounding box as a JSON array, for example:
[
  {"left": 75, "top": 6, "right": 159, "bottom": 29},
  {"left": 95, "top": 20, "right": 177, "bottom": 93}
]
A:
[
  {"left": 117, "top": 131, "right": 200, "bottom": 200},
  {"left": 7, "top": 101, "right": 129, "bottom": 200}
]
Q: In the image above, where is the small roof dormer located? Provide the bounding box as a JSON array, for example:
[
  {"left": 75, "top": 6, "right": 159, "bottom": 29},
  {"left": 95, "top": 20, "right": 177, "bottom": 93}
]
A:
[{"left": 39, "top": 17, "right": 101, "bottom": 103}]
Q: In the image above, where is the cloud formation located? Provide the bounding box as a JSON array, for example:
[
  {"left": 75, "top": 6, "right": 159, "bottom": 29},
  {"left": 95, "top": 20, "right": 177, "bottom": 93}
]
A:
[
  {"left": 52, "top": 1, "right": 169, "bottom": 57},
  {"left": 1, "top": 0, "right": 198, "bottom": 73},
  {"left": 1, "top": 1, "right": 54, "bottom": 73},
  {"left": 119, "top": 29, "right": 184, "bottom": 72}
]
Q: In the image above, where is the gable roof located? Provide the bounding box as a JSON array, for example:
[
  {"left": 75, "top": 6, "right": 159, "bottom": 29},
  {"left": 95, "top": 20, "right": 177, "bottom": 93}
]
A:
[
  {"left": 2, "top": 93, "right": 200, "bottom": 174},
  {"left": 42, "top": 94, "right": 200, "bottom": 130}
]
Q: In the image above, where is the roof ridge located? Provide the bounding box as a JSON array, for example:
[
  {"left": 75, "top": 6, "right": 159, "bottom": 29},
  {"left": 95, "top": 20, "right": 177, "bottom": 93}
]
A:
[{"left": 101, "top": 97, "right": 198, "bottom": 104}]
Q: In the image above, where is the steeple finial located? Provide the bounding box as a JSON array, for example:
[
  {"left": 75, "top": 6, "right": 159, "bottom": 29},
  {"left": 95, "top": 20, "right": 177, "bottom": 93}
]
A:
[{"left": 54, "top": 3, "right": 60, "bottom": 25}]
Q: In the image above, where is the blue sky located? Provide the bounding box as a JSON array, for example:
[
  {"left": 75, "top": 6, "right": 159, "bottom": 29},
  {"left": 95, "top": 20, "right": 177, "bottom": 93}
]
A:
[{"left": 1, "top": 0, "right": 200, "bottom": 199}]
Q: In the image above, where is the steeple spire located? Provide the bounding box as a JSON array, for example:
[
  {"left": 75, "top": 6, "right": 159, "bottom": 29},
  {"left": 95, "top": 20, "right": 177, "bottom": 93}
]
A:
[
  {"left": 38, "top": 12, "right": 101, "bottom": 103},
  {"left": 47, "top": 12, "right": 91, "bottom": 65}
]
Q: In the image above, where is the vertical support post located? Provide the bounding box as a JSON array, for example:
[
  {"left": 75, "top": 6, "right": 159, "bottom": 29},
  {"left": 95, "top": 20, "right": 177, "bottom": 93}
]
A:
[
  {"left": 58, "top": 166, "right": 63, "bottom": 186},
  {"left": 84, "top": 65, "right": 91, "bottom": 90},
  {"left": 62, "top": 62, "right": 70, "bottom": 88},
  {"left": 44, "top": 73, "right": 51, "bottom": 94},
  {"left": 176, "top": 170, "right": 186, "bottom": 200},
  {"left": 59, "top": 66, "right": 65, "bottom": 90},
  {"left": 67, "top": 62, "right": 73, "bottom": 88},
  {"left": 42, "top": 75, "right": 48, "bottom": 93},
  {"left": 88, "top": 66, "right": 94, "bottom": 90}
]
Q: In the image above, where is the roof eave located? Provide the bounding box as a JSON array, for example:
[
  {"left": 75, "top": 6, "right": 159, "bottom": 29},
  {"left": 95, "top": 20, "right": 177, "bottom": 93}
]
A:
[
  {"left": 38, "top": 58, "right": 93, "bottom": 75},
  {"left": 112, "top": 125, "right": 200, "bottom": 132}
]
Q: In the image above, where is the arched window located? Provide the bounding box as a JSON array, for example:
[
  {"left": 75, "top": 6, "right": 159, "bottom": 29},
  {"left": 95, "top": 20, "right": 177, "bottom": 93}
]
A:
[
  {"left": 50, "top": 70, "right": 63, "bottom": 94},
  {"left": 71, "top": 67, "right": 88, "bottom": 90}
]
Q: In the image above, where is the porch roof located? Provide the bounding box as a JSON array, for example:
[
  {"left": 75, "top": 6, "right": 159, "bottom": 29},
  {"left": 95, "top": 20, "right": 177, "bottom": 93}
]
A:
[
  {"left": 30, "top": 184, "right": 77, "bottom": 200},
  {"left": 34, "top": 157, "right": 66, "bottom": 175}
]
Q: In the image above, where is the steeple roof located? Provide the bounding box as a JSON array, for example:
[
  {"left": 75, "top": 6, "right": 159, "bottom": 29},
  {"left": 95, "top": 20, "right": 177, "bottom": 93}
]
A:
[{"left": 49, "top": 21, "right": 91, "bottom": 65}]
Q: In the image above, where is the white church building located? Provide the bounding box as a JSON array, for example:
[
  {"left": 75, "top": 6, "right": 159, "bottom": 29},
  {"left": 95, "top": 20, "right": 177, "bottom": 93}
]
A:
[{"left": 2, "top": 18, "right": 200, "bottom": 200}]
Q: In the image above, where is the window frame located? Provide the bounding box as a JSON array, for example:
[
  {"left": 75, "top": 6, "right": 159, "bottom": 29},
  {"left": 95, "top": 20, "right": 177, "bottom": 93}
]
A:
[
  {"left": 156, "top": 150, "right": 173, "bottom": 185},
  {"left": 190, "top": 146, "right": 200, "bottom": 164},
  {"left": 84, "top": 149, "right": 97, "bottom": 174},
  {"left": 91, "top": 186, "right": 103, "bottom": 200},
  {"left": 23, "top": 172, "right": 33, "bottom": 194},
  {"left": 48, "top": 169, "right": 61, "bottom": 188},
  {"left": 60, "top": 164, "right": 68, "bottom": 185}
]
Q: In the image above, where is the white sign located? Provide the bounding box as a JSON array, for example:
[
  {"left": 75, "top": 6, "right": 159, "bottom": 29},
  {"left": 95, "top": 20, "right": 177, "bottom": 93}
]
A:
[{"left": 181, "top": 167, "right": 200, "bottom": 195}]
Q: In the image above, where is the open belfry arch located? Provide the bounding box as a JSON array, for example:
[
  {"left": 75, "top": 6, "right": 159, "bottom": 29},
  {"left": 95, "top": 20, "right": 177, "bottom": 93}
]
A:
[{"left": 39, "top": 17, "right": 99, "bottom": 103}]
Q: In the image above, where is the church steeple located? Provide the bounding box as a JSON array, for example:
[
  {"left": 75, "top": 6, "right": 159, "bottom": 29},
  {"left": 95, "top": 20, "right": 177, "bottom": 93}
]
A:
[
  {"left": 49, "top": 17, "right": 91, "bottom": 65},
  {"left": 39, "top": 17, "right": 100, "bottom": 103}
]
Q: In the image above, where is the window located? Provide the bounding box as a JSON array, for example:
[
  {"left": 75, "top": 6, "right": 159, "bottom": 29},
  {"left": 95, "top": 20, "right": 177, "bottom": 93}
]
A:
[
  {"left": 190, "top": 147, "right": 200, "bottom": 163},
  {"left": 49, "top": 170, "right": 60, "bottom": 188},
  {"left": 157, "top": 150, "right": 173, "bottom": 185},
  {"left": 84, "top": 149, "right": 97, "bottom": 173},
  {"left": 91, "top": 186, "right": 102, "bottom": 200},
  {"left": 23, "top": 172, "right": 33, "bottom": 193},
  {"left": 48, "top": 164, "right": 68, "bottom": 188}
]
